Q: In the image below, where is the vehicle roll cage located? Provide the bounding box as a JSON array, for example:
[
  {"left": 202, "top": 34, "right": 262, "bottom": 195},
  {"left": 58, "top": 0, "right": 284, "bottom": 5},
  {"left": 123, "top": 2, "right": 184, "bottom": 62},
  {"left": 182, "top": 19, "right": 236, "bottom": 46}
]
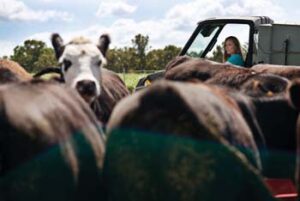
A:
[{"left": 179, "top": 17, "right": 273, "bottom": 67}]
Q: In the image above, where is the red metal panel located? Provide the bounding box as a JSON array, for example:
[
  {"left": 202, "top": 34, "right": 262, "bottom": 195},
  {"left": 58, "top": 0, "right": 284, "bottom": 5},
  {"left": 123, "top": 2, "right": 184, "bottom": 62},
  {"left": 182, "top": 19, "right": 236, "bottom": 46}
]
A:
[{"left": 264, "top": 178, "right": 298, "bottom": 201}]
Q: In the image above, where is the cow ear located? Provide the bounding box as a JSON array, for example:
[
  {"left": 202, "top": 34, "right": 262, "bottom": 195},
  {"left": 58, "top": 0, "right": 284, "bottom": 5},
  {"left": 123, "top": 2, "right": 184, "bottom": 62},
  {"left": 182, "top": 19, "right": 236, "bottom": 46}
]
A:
[
  {"left": 289, "top": 80, "right": 300, "bottom": 109},
  {"left": 97, "top": 34, "right": 110, "bottom": 57},
  {"left": 51, "top": 33, "right": 64, "bottom": 60}
]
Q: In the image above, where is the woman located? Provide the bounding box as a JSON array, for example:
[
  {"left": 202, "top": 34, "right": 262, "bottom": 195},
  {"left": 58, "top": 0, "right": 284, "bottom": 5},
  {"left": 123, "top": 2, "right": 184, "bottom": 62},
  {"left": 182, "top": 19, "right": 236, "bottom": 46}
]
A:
[{"left": 224, "top": 36, "right": 245, "bottom": 66}]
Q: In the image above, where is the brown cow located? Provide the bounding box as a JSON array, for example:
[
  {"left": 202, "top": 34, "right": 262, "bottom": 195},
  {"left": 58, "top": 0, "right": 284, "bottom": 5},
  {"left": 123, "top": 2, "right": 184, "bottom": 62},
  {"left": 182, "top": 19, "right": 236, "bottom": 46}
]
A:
[
  {"left": 252, "top": 64, "right": 300, "bottom": 80},
  {"left": 165, "top": 56, "right": 289, "bottom": 97},
  {"left": 0, "top": 80, "right": 105, "bottom": 201},
  {"left": 0, "top": 59, "right": 32, "bottom": 82},
  {"left": 0, "top": 68, "right": 20, "bottom": 84},
  {"left": 51, "top": 33, "right": 129, "bottom": 124},
  {"left": 164, "top": 56, "right": 300, "bottom": 179},
  {"left": 239, "top": 73, "right": 290, "bottom": 97},
  {"left": 104, "top": 80, "right": 276, "bottom": 201},
  {"left": 112, "top": 76, "right": 300, "bottom": 180},
  {"left": 107, "top": 80, "right": 262, "bottom": 170}
]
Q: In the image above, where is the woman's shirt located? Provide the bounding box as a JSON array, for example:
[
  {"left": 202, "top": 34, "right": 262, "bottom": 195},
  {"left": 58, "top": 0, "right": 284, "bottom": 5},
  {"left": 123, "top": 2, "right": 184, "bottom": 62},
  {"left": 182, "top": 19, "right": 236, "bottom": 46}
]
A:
[{"left": 227, "top": 54, "right": 244, "bottom": 66}]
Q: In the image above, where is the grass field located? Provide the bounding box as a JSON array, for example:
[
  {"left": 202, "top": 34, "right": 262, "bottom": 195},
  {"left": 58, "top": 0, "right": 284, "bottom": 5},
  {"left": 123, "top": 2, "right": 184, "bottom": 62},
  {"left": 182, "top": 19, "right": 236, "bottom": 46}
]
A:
[{"left": 118, "top": 73, "right": 148, "bottom": 92}]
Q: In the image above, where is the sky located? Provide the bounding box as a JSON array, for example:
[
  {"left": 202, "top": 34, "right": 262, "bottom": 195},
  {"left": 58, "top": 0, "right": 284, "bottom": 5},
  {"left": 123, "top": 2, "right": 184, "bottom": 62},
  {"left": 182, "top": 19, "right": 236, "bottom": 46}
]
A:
[{"left": 1, "top": 0, "right": 300, "bottom": 57}]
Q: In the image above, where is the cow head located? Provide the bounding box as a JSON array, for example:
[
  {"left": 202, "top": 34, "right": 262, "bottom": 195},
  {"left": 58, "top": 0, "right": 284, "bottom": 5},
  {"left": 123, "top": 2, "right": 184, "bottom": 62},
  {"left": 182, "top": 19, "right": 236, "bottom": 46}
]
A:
[{"left": 51, "top": 33, "right": 110, "bottom": 103}]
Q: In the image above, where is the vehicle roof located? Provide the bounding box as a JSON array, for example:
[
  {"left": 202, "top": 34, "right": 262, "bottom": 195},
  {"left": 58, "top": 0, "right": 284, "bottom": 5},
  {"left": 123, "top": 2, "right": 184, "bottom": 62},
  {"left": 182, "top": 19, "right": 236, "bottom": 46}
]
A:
[{"left": 198, "top": 16, "right": 274, "bottom": 27}]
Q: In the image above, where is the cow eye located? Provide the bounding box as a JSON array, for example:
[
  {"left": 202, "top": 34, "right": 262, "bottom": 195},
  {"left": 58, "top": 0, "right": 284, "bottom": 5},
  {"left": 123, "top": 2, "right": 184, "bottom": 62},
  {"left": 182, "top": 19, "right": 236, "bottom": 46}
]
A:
[
  {"left": 63, "top": 59, "right": 72, "bottom": 71},
  {"left": 96, "top": 60, "right": 102, "bottom": 66}
]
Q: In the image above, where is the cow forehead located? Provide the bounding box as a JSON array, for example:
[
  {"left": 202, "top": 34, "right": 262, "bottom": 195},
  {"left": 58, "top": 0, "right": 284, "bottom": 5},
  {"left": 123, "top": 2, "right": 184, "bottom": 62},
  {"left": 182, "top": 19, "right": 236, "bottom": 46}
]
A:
[{"left": 63, "top": 43, "right": 102, "bottom": 59}]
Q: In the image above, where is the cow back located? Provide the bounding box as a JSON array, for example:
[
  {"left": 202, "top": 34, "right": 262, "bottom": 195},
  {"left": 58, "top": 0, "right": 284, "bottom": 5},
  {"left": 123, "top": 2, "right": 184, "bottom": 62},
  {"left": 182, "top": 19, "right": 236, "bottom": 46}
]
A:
[
  {"left": 107, "top": 80, "right": 261, "bottom": 169},
  {"left": 0, "top": 81, "right": 105, "bottom": 201}
]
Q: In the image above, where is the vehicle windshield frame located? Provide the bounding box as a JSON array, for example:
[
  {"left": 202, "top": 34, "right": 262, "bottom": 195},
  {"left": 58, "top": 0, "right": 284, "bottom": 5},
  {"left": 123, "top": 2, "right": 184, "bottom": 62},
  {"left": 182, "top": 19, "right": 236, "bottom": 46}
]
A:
[{"left": 180, "top": 19, "right": 256, "bottom": 67}]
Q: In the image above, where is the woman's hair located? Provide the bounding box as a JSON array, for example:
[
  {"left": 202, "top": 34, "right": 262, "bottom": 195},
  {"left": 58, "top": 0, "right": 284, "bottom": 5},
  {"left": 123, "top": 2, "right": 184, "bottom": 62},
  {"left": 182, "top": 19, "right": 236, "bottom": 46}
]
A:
[{"left": 223, "top": 36, "right": 243, "bottom": 62}]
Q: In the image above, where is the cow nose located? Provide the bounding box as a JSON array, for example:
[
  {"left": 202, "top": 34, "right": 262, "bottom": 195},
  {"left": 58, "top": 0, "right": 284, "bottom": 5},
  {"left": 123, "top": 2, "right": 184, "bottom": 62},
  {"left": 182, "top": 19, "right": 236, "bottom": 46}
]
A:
[{"left": 76, "top": 80, "right": 97, "bottom": 96}]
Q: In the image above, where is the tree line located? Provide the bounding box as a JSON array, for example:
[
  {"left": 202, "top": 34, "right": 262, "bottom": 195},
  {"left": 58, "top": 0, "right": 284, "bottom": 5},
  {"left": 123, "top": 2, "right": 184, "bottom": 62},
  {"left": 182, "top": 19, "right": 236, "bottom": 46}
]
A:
[
  {"left": 2, "top": 34, "right": 182, "bottom": 73},
  {"left": 2, "top": 33, "right": 230, "bottom": 73}
]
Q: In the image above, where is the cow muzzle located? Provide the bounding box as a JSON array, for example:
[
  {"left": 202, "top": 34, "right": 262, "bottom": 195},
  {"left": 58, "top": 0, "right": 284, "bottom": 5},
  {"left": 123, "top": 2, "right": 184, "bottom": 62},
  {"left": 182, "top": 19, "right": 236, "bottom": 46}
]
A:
[{"left": 75, "top": 80, "right": 97, "bottom": 102}]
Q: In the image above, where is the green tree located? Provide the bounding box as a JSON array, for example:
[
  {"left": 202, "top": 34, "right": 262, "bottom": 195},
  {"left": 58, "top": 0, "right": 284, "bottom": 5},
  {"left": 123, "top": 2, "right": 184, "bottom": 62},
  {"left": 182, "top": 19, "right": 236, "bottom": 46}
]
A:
[
  {"left": 131, "top": 34, "right": 149, "bottom": 71},
  {"left": 162, "top": 45, "right": 181, "bottom": 66},
  {"left": 119, "top": 47, "right": 138, "bottom": 72},
  {"left": 107, "top": 47, "right": 138, "bottom": 72},
  {"left": 146, "top": 45, "right": 181, "bottom": 70},
  {"left": 34, "top": 48, "right": 59, "bottom": 70},
  {"left": 146, "top": 49, "right": 164, "bottom": 70},
  {"left": 10, "top": 39, "right": 58, "bottom": 73},
  {"left": 106, "top": 48, "right": 121, "bottom": 72},
  {"left": 186, "top": 51, "right": 202, "bottom": 58},
  {"left": 209, "top": 45, "right": 223, "bottom": 62}
]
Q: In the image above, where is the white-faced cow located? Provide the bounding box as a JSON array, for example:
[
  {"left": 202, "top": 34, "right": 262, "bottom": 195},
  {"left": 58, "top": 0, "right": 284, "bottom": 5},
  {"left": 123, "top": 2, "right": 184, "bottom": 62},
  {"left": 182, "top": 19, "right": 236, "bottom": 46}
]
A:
[{"left": 51, "top": 33, "right": 129, "bottom": 124}]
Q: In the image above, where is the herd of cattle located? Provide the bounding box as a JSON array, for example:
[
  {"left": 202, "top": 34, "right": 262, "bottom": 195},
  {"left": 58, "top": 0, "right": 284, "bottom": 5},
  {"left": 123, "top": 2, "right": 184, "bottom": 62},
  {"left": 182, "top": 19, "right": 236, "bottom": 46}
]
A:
[{"left": 1, "top": 33, "right": 300, "bottom": 201}]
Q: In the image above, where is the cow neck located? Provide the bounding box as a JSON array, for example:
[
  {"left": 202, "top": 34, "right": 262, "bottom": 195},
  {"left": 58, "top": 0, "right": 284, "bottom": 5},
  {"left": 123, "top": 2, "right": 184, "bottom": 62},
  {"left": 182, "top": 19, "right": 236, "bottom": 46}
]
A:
[{"left": 252, "top": 95, "right": 298, "bottom": 151}]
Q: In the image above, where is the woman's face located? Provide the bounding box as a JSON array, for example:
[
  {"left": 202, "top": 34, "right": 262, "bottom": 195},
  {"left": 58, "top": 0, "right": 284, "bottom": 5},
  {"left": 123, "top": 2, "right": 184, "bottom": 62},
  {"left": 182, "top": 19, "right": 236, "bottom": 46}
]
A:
[{"left": 225, "top": 39, "right": 236, "bottom": 55}]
